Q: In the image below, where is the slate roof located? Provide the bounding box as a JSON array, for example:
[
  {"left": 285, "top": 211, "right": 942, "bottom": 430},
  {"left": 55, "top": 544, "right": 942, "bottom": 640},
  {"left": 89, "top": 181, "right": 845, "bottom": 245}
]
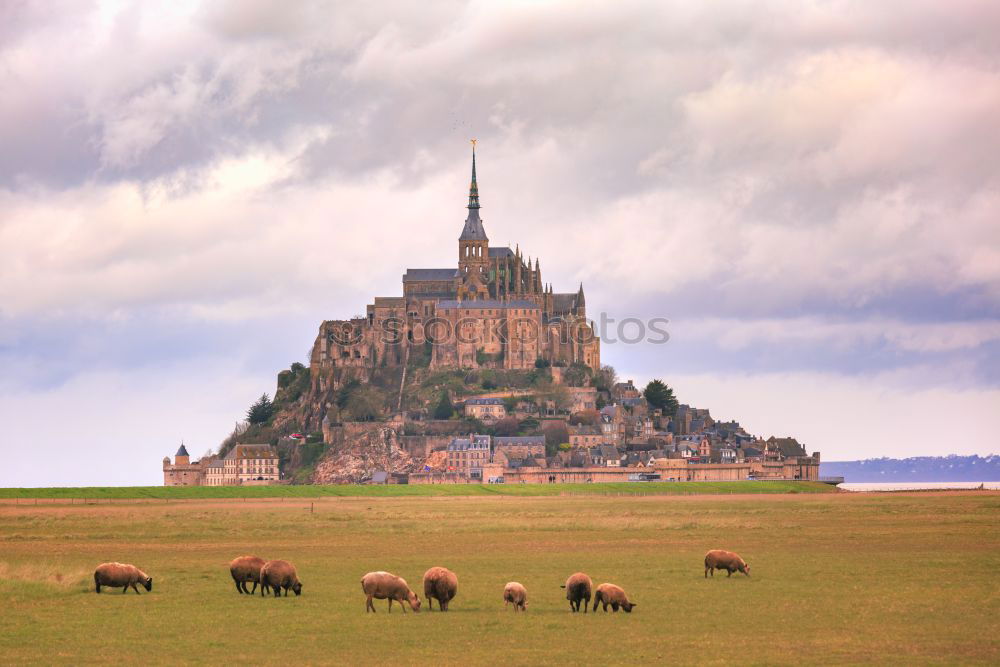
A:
[
  {"left": 466, "top": 398, "right": 505, "bottom": 406},
  {"left": 448, "top": 435, "right": 491, "bottom": 451},
  {"left": 599, "top": 445, "right": 621, "bottom": 460},
  {"left": 176, "top": 444, "right": 189, "bottom": 457},
  {"left": 403, "top": 268, "right": 459, "bottom": 282},
  {"left": 224, "top": 444, "right": 278, "bottom": 460},
  {"left": 552, "top": 293, "right": 577, "bottom": 313},
  {"left": 488, "top": 247, "right": 515, "bottom": 258},
  {"left": 495, "top": 436, "right": 546, "bottom": 446},
  {"left": 459, "top": 208, "right": 488, "bottom": 241}
]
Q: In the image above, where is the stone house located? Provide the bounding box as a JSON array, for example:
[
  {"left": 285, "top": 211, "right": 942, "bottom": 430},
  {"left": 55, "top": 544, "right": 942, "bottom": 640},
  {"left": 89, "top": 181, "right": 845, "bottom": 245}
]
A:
[
  {"left": 219, "top": 444, "right": 280, "bottom": 485},
  {"left": 494, "top": 436, "right": 546, "bottom": 460},
  {"left": 568, "top": 425, "right": 603, "bottom": 449},
  {"left": 612, "top": 380, "right": 641, "bottom": 401},
  {"left": 464, "top": 397, "right": 506, "bottom": 421},
  {"left": 447, "top": 434, "right": 491, "bottom": 479}
]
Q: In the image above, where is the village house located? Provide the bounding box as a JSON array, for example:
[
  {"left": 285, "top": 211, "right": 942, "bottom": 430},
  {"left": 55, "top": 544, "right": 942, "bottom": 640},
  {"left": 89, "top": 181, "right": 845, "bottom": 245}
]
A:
[
  {"left": 612, "top": 380, "right": 641, "bottom": 401},
  {"left": 494, "top": 435, "right": 546, "bottom": 460},
  {"left": 464, "top": 397, "right": 506, "bottom": 421},
  {"left": 447, "top": 434, "right": 491, "bottom": 479},
  {"left": 568, "top": 425, "right": 603, "bottom": 449}
]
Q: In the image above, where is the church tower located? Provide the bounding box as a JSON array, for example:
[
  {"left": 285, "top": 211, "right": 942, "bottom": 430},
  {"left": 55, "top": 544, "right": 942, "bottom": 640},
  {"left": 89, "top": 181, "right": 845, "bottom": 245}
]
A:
[{"left": 457, "top": 141, "right": 490, "bottom": 300}]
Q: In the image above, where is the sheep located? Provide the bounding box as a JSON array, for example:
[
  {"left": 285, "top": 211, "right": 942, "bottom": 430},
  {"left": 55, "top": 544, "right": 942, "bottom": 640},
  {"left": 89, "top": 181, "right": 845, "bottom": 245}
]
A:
[
  {"left": 94, "top": 562, "right": 152, "bottom": 594},
  {"left": 423, "top": 566, "right": 458, "bottom": 611},
  {"left": 592, "top": 583, "right": 636, "bottom": 613},
  {"left": 361, "top": 571, "right": 421, "bottom": 613},
  {"left": 704, "top": 549, "right": 750, "bottom": 578},
  {"left": 560, "top": 572, "right": 593, "bottom": 613},
  {"left": 503, "top": 582, "right": 527, "bottom": 612},
  {"left": 259, "top": 559, "right": 303, "bottom": 597},
  {"left": 229, "top": 555, "right": 266, "bottom": 595}
]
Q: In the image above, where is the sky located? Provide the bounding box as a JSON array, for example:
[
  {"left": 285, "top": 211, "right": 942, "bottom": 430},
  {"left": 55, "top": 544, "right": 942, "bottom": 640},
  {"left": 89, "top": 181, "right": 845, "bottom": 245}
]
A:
[{"left": 1, "top": 0, "right": 999, "bottom": 486}]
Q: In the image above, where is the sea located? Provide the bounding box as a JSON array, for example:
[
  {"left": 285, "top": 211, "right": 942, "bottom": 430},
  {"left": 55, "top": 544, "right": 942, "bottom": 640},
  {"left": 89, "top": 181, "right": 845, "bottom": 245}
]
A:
[{"left": 837, "top": 481, "right": 1000, "bottom": 492}]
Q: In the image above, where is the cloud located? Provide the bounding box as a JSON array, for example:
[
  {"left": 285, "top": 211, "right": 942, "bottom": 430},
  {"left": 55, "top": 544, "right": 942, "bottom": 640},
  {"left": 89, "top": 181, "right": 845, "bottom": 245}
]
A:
[{"left": 1, "top": 1, "right": 999, "bottom": 482}]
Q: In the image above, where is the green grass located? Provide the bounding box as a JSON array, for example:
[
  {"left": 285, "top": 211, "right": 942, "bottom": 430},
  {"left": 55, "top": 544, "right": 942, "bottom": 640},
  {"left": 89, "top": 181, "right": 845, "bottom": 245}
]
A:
[
  {"left": 0, "top": 480, "right": 834, "bottom": 500},
  {"left": 1, "top": 492, "right": 997, "bottom": 664}
]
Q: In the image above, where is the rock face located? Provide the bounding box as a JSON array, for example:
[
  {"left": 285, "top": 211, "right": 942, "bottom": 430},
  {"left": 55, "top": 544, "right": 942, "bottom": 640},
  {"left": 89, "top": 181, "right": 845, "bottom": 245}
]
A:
[{"left": 311, "top": 425, "right": 421, "bottom": 484}]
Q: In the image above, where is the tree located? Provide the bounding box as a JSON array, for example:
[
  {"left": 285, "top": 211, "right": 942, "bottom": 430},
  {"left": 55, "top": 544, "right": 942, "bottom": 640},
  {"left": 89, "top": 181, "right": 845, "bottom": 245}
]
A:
[
  {"left": 593, "top": 365, "right": 618, "bottom": 392},
  {"left": 346, "top": 386, "right": 384, "bottom": 422},
  {"left": 643, "top": 379, "right": 679, "bottom": 416},
  {"left": 537, "top": 381, "right": 572, "bottom": 414},
  {"left": 246, "top": 394, "right": 274, "bottom": 425},
  {"left": 493, "top": 416, "right": 520, "bottom": 437},
  {"left": 433, "top": 390, "right": 454, "bottom": 420},
  {"left": 564, "top": 362, "right": 593, "bottom": 387},
  {"left": 542, "top": 421, "right": 570, "bottom": 456}
]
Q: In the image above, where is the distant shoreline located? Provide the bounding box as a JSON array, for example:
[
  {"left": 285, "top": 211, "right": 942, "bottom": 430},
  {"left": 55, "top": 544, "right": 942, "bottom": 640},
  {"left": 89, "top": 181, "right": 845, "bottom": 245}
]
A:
[{"left": 838, "top": 481, "right": 1000, "bottom": 492}]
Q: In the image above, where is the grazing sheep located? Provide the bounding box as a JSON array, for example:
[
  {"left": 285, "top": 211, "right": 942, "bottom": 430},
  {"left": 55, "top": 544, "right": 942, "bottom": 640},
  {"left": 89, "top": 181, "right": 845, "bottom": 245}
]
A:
[
  {"left": 259, "top": 560, "right": 303, "bottom": 597},
  {"left": 592, "top": 583, "right": 636, "bottom": 613},
  {"left": 229, "top": 555, "right": 266, "bottom": 595},
  {"left": 503, "top": 582, "right": 527, "bottom": 612},
  {"left": 560, "top": 572, "right": 593, "bottom": 613},
  {"left": 361, "top": 571, "right": 421, "bottom": 613},
  {"left": 704, "top": 550, "right": 750, "bottom": 578},
  {"left": 423, "top": 566, "right": 458, "bottom": 611},
  {"left": 94, "top": 562, "right": 152, "bottom": 594}
]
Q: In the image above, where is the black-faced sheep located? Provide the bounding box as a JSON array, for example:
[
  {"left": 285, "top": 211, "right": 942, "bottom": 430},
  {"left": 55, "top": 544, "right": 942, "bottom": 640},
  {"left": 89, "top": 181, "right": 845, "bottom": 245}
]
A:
[
  {"left": 94, "top": 562, "right": 152, "bottom": 594},
  {"left": 361, "top": 571, "right": 421, "bottom": 613},
  {"left": 423, "top": 566, "right": 458, "bottom": 611}
]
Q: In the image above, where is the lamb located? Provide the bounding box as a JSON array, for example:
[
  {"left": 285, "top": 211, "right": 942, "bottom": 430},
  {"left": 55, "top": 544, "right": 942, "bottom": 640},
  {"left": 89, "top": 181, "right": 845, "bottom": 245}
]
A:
[
  {"left": 561, "top": 572, "right": 593, "bottom": 612},
  {"left": 592, "top": 583, "right": 636, "bottom": 613},
  {"left": 423, "top": 566, "right": 458, "bottom": 611},
  {"left": 704, "top": 549, "right": 750, "bottom": 578},
  {"left": 229, "top": 555, "right": 266, "bottom": 595},
  {"left": 94, "top": 562, "right": 152, "bottom": 594},
  {"left": 503, "top": 582, "right": 527, "bottom": 612},
  {"left": 361, "top": 571, "right": 421, "bottom": 613},
  {"left": 259, "top": 559, "right": 303, "bottom": 597}
]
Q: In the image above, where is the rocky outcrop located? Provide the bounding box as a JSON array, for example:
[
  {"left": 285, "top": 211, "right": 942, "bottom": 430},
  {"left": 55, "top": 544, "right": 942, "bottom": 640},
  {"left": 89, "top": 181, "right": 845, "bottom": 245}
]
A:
[{"left": 311, "top": 424, "right": 422, "bottom": 484}]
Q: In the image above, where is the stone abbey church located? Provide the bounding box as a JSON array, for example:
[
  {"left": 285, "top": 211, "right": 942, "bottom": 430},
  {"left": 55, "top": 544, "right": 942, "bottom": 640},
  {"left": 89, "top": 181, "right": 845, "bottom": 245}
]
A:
[{"left": 311, "top": 148, "right": 601, "bottom": 373}]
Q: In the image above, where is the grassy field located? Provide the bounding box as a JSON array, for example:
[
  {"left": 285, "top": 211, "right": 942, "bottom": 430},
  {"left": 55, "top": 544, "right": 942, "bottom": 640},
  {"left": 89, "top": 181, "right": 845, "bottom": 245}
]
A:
[
  {"left": 0, "top": 492, "right": 997, "bottom": 665},
  {"left": 0, "top": 480, "right": 835, "bottom": 500}
]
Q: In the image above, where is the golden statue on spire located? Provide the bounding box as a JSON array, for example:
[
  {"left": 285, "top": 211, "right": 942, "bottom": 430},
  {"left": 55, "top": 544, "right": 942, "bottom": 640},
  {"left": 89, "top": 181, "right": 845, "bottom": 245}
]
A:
[{"left": 470, "top": 138, "right": 477, "bottom": 150}]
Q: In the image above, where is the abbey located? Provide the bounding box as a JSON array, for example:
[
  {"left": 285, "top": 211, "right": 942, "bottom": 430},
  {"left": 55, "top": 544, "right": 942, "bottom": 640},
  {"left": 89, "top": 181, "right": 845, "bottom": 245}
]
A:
[{"left": 311, "top": 147, "right": 601, "bottom": 373}]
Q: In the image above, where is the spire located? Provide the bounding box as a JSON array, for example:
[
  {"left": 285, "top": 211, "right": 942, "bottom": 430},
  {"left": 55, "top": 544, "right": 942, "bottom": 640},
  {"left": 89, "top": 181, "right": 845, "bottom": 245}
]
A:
[
  {"left": 576, "top": 282, "right": 586, "bottom": 309},
  {"left": 468, "top": 139, "right": 480, "bottom": 210},
  {"left": 459, "top": 140, "right": 488, "bottom": 242}
]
